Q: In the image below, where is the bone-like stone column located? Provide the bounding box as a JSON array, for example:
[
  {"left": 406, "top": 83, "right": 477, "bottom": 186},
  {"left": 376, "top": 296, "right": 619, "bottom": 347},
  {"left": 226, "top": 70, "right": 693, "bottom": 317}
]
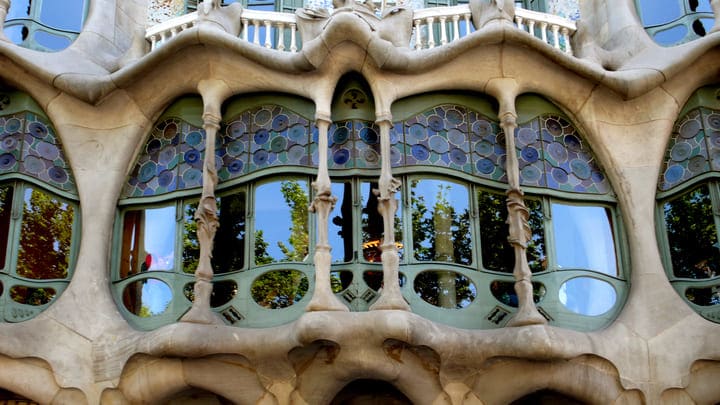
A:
[
  {"left": 369, "top": 118, "right": 410, "bottom": 311},
  {"left": 712, "top": 0, "right": 720, "bottom": 33},
  {"left": 500, "top": 110, "right": 546, "bottom": 327},
  {"left": 181, "top": 81, "right": 228, "bottom": 325},
  {"left": 306, "top": 117, "right": 349, "bottom": 312},
  {"left": 0, "top": 0, "right": 9, "bottom": 41}
]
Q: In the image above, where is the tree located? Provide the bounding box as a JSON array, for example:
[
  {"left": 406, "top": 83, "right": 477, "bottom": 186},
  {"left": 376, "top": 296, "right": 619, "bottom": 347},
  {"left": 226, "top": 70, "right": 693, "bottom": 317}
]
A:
[{"left": 277, "top": 180, "right": 309, "bottom": 261}]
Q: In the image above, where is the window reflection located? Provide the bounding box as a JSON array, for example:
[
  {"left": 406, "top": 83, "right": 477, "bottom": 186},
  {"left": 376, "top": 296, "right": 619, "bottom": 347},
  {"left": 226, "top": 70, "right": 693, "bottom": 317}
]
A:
[
  {"left": 637, "top": 0, "right": 682, "bottom": 26},
  {"left": 254, "top": 180, "right": 309, "bottom": 264},
  {"left": 414, "top": 271, "right": 476, "bottom": 309},
  {"left": 361, "top": 182, "right": 403, "bottom": 262},
  {"left": 330, "top": 182, "right": 353, "bottom": 262},
  {"left": 10, "top": 285, "right": 55, "bottom": 306},
  {"left": 17, "top": 187, "right": 74, "bottom": 280},
  {"left": 120, "top": 205, "right": 176, "bottom": 277},
  {"left": 411, "top": 179, "right": 471, "bottom": 265},
  {"left": 558, "top": 277, "right": 616, "bottom": 316},
  {"left": 251, "top": 270, "right": 309, "bottom": 309},
  {"left": 183, "top": 193, "right": 246, "bottom": 274},
  {"left": 0, "top": 185, "right": 13, "bottom": 268},
  {"left": 664, "top": 185, "right": 720, "bottom": 279},
  {"left": 122, "top": 278, "right": 172, "bottom": 317},
  {"left": 478, "top": 190, "right": 545, "bottom": 273},
  {"left": 552, "top": 203, "right": 617, "bottom": 275}
]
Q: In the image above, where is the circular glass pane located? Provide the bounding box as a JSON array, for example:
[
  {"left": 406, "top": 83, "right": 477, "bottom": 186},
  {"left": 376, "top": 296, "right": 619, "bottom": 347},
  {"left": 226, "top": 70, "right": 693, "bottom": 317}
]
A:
[
  {"left": 10, "top": 285, "right": 56, "bottom": 306},
  {"left": 331, "top": 271, "right": 353, "bottom": 293},
  {"left": 122, "top": 278, "right": 172, "bottom": 317},
  {"left": 685, "top": 285, "right": 720, "bottom": 306},
  {"left": 413, "top": 271, "right": 476, "bottom": 309},
  {"left": 251, "top": 270, "right": 309, "bottom": 309},
  {"left": 363, "top": 271, "right": 406, "bottom": 291},
  {"left": 490, "top": 280, "right": 546, "bottom": 307},
  {"left": 559, "top": 277, "right": 616, "bottom": 316},
  {"left": 183, "top": 280, "right": 238, "bottom": 308}
]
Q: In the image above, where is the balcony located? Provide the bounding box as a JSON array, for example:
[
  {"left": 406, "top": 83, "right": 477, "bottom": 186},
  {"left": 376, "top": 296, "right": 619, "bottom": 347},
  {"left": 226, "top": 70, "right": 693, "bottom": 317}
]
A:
[{"left": 144, "top": 3, "right": 576, "bottom": 55}]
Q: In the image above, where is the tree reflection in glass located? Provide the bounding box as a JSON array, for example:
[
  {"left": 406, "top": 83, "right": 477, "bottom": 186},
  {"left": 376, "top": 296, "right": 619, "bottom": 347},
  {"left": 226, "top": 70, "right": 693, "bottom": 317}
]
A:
[
  {"left": 17, "top": 187, "right": 74, "bottom": 280},
  {"left": 410, "top": 179, "right": 471, "bottom": 265},
  {"left": 120, "top": 205, "right": 176, "bottom": 278},
  {"left": 478, "top": 190, "right": 545, "bottom": 273},
  {"left": 254, "top": 180, "right": 309, "bottom": 264},
  {"left": 664, "top": 185, "right": 720, "bottom": 279},
  {"left": 361, "top": 182, "right": 402, "bottom": 262},
  {"left": 0, "top": 185, "right": 13, "bottom": 268},
  {"left": 183, "top": 193, "right": 246, "bottom": 274},
  {"left": 552, "top": 203, "right": 617, "bottom": 276}
]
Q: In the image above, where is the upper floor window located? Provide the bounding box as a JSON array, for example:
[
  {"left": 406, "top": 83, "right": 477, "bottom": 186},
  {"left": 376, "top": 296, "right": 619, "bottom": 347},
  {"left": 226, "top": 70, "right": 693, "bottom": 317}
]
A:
[
  {"left": 636, "top": 0, "right": 714, "bottom": 46},
  {"left": 113, "top": 93, "right": 625, "bottom": 332},
  {"left": 0, "top": 90, "right": 79, "bottom": 322},
  {"left": 4, "top": 0, "right": 88, "bottom": 51},
  {"left": 658, "top": 86, "right": 720, "bottom": 322}
]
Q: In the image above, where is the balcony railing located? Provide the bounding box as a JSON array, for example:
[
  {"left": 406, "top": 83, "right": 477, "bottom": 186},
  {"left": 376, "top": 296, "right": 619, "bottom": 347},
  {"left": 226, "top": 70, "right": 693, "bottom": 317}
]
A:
[{"left": 144, "top": 5, "right": 576, "bottom": 55}]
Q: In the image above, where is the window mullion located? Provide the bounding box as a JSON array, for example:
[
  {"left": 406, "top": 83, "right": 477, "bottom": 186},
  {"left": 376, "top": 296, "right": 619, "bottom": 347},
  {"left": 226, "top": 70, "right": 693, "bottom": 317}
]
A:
[
  {"left": 541, "top": 195, "right": 556, "bottom": 271},
  {"left": 8, "top": 181, "right": 25, "bottom": 277}
]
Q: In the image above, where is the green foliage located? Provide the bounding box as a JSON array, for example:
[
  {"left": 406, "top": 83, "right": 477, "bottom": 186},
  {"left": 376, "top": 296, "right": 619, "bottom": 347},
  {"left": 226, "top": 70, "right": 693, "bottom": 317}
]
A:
[
  {"left": 16, "top": 188, "right": 74, "bottom": 280},
  {"left": 251, "top": 270, "right": 309, "bottom": 309},
  {"left": 664, "top": 185, "right": 720, "bottom": 279},
  {"left": 277, "top": 180, "right": 309, "bottom": 262},
  {"left": 9, "top": 286, "right": 55, "bottom": 306},
  {"left": 254, "top": 230, "right": 274, "bottom": 265}
]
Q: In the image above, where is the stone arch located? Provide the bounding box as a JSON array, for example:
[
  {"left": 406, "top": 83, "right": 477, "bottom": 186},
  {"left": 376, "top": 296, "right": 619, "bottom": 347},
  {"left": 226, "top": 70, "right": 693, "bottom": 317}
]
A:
[{"left": 330, "top": 379, "right": 413, "bottom": 405}]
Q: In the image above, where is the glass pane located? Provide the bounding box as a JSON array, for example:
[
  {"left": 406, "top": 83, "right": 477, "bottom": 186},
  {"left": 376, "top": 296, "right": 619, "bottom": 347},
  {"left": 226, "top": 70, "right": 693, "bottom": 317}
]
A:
[
  {"left": 478, "top": 190, "right": 545, "bottom": 273},
  {"left": 0, "top": 185, "right": 14, "bottom": 269},
  {"left": 331, "top": 271, "right": 353, "bottom": 292},
  {"left": 183, "top": 193, "right": 246, "bottom": 274},
  {"left": 696, "top": 0, "right": 712, "bottom": 12},
  {"left": 664, "top": 185, "right": 720, "bottom": 278},
  {"left": 363, "top": 271, "right": 406, "bottom": 291},
  {"left": 410, "top": 179, "right": 471, "bottom": 265},
  {"left": 119, "top": 205, "right": 176, "bottom": 278},
  {"left": 122, "top": 278, "right": 172, "bottom": 317},
  {"left": 329, "top": 182, "right": 353, "bottom": 262},
  {"left": 7, "top": 0, "right": 30, "bottom": 19},
  {"left": 490, "top": 280, "right": 546, "bottom": 307},
  {"left": 254, "top": 180, "right": 309, "bottom": 264},
  {"left": 17, "top": 187, "right": 74, "bottom": 280},
  {"left": 251, "top": 270, "right": 308, "bottom": 309},
  {"left": 654, "top": 24, "right": 689, "bottom": 46},
  {"left": 361, "top": 182, "right": 403, "bottom": 262},
  {"left": 413, "top": 270, "right": 477, "bottom": 309},
  {"left": 4, "top": 25, "right": 29, "bottom": 45},
  {"left": 559, "top": 277, "right": 616, "bottom": 316},
  {"left": 33, "top": 31, "right": 72, "bottom": 51},
  {"left": 637, "top": 0, "right": 682, "bottom": 26},
  {"left": 685, "top": 285, "right": 720, "bottom": 306},
  {"left": 39, "top": 0, "right": 85, "bottom": 31},
  {"left": 183, "top": 280, "right": 238, "bottom": 307},
  {"left": 552, "top": 203, "right": 617, "bottom": 275},
  {"left": 10, "top": 285, "right": 55, "bottom": 305}
]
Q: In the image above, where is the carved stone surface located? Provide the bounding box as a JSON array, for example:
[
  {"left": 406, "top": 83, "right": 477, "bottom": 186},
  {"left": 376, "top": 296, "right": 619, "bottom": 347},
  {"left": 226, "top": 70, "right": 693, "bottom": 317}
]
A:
[{"left": 0, "top": 0, "right": 719, "bottom": 403}]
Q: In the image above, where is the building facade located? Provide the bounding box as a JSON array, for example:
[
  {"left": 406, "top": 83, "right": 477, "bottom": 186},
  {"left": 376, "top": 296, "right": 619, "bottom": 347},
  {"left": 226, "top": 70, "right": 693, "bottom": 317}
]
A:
[{"left": 0, "top": 0, "right": 719, "bottom": 403}]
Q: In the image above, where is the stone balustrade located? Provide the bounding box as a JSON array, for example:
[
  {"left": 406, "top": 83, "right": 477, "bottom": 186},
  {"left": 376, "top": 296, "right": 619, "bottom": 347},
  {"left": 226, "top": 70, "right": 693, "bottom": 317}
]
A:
[{"left": 143, "top": 4, "right": 576, "bottom": 55}]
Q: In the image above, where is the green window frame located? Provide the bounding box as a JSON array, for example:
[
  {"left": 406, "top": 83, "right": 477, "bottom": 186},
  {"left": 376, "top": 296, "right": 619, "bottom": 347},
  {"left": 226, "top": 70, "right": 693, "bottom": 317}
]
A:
[
  {"left": 0, "top": 180, "right": 80, "bottom": 322},
  {"left": 3, "top": 0, "right": 89, "bottom": 51},
  {"left": 635, "top": 0, "right": 715, "bottom": 46}
]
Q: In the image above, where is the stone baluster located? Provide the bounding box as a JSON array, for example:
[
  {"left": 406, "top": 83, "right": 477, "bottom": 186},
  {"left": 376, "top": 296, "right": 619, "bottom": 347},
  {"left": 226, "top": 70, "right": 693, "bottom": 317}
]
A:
[
  {"left": 253, "top": 20, "right": 261, "bottom": 45},
  {"left": 527, "top": 18, "right": 535, "bottom": 37},
  {"left": 561, "top": 26, "right": 571, "bottom": 54},
  {"left": 0, "top": 0, "right": 9, "bottom": 41},
  {"left": 463, "top": 13, "right": 471, "bottom": 35},
  {"left": 278, "top": 23, "right": 286, "bottom": 51},
  {"left": 452, "top": 14, "right": 460, "bottom": 41},
  {"left": 540, "top": 21, "right": 548, "bottom": 44},
  {"left": 369, "top": 118, "right": 410, "bottom": 311},
  {"left": 181, "top": 81, "right": 229, "bottom": 325},
  {"left": 515, "top": 15, "right": 524, "bottom": 32},
  {"left": 551, "top": 24, "right": 560, "bottom": 49},
  {"left": 498, "top": 107, "right": 546, "bottom": 327},
  {"left": 427, "top": 17, "right": 435, "bottom": 48},
  {"left": 306, "top": 117, "right": 349, "bottom": 312},
  {"left": 290, "top": 23, "right": 297, "bottom": 52},
  {"left": 414, "top": 19, "right": 423, "bottom": 50},
  {"left": 264, "top": 20, "right": 272, "bottom": 48},
  {"left": 150, "top": 35, "right": 158, "bottom": 51},
  {"left": 439, "top": 16, "right": 448, "bottom": 45},
  {"left": 242, "top": 18, "right": 249, "bottom": 42}
]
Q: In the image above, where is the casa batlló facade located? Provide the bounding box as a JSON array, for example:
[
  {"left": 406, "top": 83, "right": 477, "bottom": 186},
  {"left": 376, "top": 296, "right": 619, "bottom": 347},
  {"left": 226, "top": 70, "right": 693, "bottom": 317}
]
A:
[{"left": 0, "top": 0, "right": 719, "bottom": 403}]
